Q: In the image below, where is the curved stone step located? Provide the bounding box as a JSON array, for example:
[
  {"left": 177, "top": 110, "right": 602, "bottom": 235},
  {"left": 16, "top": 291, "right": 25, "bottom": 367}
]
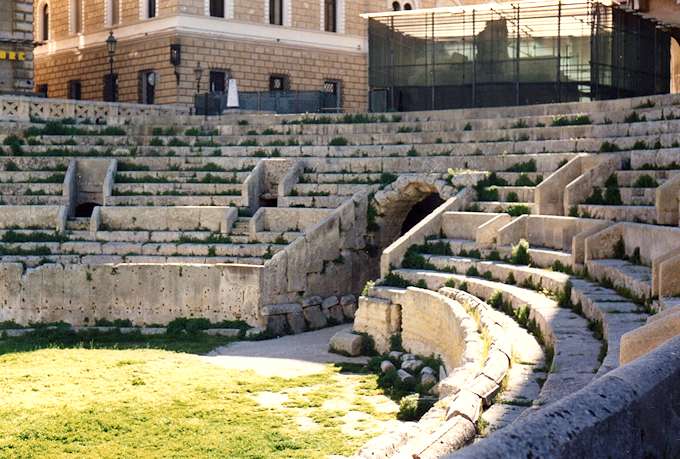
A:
[{"left": 394, "top": 268, "right": 601, "bottom": 407}]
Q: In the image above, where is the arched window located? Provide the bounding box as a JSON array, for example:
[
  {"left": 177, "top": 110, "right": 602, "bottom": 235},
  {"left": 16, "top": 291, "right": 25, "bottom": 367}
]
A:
[
  {"left": 41, "top": 3, "right": 50, "bottom": 41},
  {"left": 392, "top": 1, "right": 401, "bottom": 11},
  {"left": 403, "top": 3, "right": 412, "bottom": 10}
]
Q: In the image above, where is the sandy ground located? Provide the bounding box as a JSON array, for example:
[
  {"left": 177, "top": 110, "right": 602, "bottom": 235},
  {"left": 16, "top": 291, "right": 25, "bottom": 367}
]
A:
[{"left": 202, "top": 324, "right": 369, "bottom": 378}]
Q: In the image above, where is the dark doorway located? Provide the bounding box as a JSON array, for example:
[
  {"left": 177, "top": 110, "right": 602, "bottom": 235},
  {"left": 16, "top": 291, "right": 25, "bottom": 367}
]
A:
[
  {"left": 400, "top": 193, "right": 444, "bottom": 235},
  {"left": 75, "top": 202, "right": 99, "bottom": 218},
  {"left": 259, "top": 196, "right": 278, "bottom": 208}
]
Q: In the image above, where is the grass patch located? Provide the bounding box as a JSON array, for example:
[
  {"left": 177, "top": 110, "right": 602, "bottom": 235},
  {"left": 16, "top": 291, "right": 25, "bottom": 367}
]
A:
[{"left": 0, "top": 347, "right": 393, "bottom": 457}]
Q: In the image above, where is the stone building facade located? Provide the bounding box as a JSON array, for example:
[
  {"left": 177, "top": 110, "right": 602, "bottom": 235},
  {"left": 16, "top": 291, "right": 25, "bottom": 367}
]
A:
[
  {"left": 32, "top": 0, "right": 441, "bottom": 111},
  {"left": 0, "top": 0, "right": 34, "bottom": 93}
]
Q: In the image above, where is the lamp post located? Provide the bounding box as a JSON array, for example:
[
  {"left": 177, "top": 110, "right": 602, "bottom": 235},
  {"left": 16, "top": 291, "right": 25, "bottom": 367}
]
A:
[
  {"left": 106, "top": 31, "right": 118, "bottom": 102},
  {"left": 194, "top": 62, "right": 204, "bottom": 116}
]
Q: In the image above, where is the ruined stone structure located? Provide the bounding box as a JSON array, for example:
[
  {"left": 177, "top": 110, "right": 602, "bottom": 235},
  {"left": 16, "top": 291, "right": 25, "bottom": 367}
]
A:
[
  {"left": 0, "top": 0, "right": 34, "bottom": 93},
  {"left": 2, "top": 90, "right": 680, "bottom": 456}
]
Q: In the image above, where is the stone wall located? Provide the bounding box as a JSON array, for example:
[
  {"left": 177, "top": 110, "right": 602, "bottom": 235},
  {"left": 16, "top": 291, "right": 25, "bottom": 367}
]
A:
[
  {"left": 261, "top": 192, "right": 370, "bottom": 304},
  {"left": 0, "top": 262, "right": 264, "bottom": 327},
  {"left": 450, "top": 335, "right": 680, "bottom": 459}
]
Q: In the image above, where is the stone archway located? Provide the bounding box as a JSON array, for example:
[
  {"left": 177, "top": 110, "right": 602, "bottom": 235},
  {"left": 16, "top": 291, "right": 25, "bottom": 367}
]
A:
[{"left": 370, "top": 174, "right": 457, "bottom": 250}]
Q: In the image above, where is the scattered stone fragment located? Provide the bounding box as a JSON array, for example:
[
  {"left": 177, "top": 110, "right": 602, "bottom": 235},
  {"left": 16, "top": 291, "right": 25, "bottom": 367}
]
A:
[
  {"left": 401, "top": 353, "right": 416, "bottom": 361},
  {"left": 380, "top": 360, "right": 395, "bottom": 373},
  {"left": 329, "top": 330, "right": 363, "bottom": 356},
  {"left": 421, "top": 372, "right": 438, "bottom": 388},
  {"left": 397, "top": 369, "right": 415, "bottom": 385},
  {"left": 401, "top": 359, "right": 424, "bottom": 373},
  {"left": 389, "top": 351, "right": 404, "bottom": 361},
  {"left": 245, "top": 327, "right": 265, "bottom": 338}
]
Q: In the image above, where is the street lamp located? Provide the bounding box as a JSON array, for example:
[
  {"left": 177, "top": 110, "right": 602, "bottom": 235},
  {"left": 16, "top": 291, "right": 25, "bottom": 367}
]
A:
[
  {"left": 194, "top": 61, "right": 203, "bottom": 95},
  {"left": 194, "top": 61, "right": 204, "bottom": 117},
  {"left": 106, "top": 31, "right": 118, "bottom": 102}
]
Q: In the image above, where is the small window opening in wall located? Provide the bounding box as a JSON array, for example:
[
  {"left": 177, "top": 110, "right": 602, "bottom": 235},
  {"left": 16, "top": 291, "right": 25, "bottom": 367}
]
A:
[
  {"left": 269, "top": 74, "right": 288, "bottom": 91},
  {"left": 392, "top": 1, "right": 401, "bottom": 11},
  {"left": 37, "top": 84, "right": 48, "bottom": 97},
  {"left": 210, "top": 0, "right": 224, "bottom": 17},
  {"left": 75, "top": 202, "right": 99, "bottom": 218},
  {"left": 269, "top": 0, "right": 283, "bottom": 25},
  {"left": 68, "top": 80, "right": 82, "bottom": 100},
  {"left": 403, "top": 3, "right": 412, "bottom": 10},
  {"left": 400, "top": 193, "right": 444, "bottom": 235},
  {"left": 210, "top": 70, "right": 227, "bottom": 93}
]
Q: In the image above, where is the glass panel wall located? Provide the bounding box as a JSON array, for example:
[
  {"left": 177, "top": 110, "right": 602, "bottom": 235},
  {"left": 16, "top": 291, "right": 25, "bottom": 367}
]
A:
[{"left": 368, "top": 0, "right": 674, "bottom": 111}]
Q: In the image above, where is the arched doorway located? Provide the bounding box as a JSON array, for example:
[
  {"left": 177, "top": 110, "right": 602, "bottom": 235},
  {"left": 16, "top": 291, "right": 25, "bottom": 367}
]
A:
[
  {"left": 74, "top": 202, "right": 99, "bottom": 218},
  {"left": 400, "top": 193, "right": 444, "bottom": 235}
]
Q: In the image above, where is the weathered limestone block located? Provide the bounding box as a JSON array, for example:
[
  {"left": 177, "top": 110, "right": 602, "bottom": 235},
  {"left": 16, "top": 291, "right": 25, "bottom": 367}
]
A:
[
  {"left": 303, "top": 305, "right": 327, "bottom": 330},
  {"left": 410, "top": 417, "right": 476, "bottom": 459},
  {"left": 204, "top": 328, "right": 241, "bottom": 337},
  {"left": 381, "top": 360, "right": 395, "bottom": 373},
  {"left": 647, "top": 306, "right": 680, "bottom": 324},
  {"left": 329, "top": 330, "right": 363, "bottom": 356},
  {"left": 620, "top": 313, "right": 680, "bottom": 364},
  {"left": 446, "top": 389, "right": 482, "bottom": 423},
  {"left": 402, "top": 359, "right": 424, "bottom": 373},
  {"left": 397, "top": 369, "right": 415, "bottom": 385},
  {"left": 265, "top": 315, "right": 288, "bottom": 336},
  {"left": 340, "top": 294, "right": 358, "bottom": 319},
  {"left": 353, "top": 295, "right": 401, "bottom": 353},
  {"left": 287, "top": 310, "right": 307, "bottom": 334}
]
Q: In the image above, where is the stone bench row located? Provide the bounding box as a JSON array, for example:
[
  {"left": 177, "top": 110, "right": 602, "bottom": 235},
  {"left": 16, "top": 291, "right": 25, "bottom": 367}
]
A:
[
  {"left": 394, "top": 268, "right": 602, "bottom": 407},
  {"left": 0, "top": 254, "right": 268, "bottom": 268}
]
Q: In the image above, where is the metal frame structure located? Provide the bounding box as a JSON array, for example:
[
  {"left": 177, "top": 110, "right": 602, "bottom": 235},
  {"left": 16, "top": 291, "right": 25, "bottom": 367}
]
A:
[{"left": 365, "top": 0, "right": 675, "bottom": 112}]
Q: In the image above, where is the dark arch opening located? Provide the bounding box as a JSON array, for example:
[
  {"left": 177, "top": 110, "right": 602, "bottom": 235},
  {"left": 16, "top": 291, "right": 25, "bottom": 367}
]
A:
[
  {"left": 400, "top": 193, "right": 444, "bottom": 235},
  {"left": 75, "top": 202, "right": 99, "bottom": 218},
  {"left": 392, "top": 1, "right": 401, "bottom": 11},
  {"left": 404, "top": 3, "right": 412, "bottom": 10}
]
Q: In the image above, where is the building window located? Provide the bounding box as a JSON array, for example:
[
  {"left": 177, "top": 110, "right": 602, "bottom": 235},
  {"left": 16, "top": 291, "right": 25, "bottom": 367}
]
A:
[
  {"left": 323, "top": 80, "right": 341, "bottom": 111},
  {"left": 69, "top": 0, "right": 83, "bottom": 33},
  {"left": 41, "top": 3, "right": 49, "bottom": 41},
  {"left": 142, "top": 0, "right": 156, "bottom": 19},
  {"left": 324, "top": 0, "right": 336, "bottom": 32},
  {"left": 269, "top": 74, "right": 288, "bottom": 91},
  {"left": 37, "top": 84, "right": 48, "bottom": 97},
  {"left": 269, "top": 0, "right": 283, "bottom": 25},
  {"left": 139, "top": 70, "right": 156, "bottom": 104},
  {"left": 210, "top": 0, "right": 224, "bottom": 17},
  {"left": 210, "top": 71, "right": 227, "bottom": 93},
  {"left": 68, "top": 80, "right": 82, "bottom": 100},
  {"left": 392, "top": 1, "right": 400, "bottom": 11},
  {"left": 108, "top": 0, "right": 120, "bottom": 26},
  {"left": 403, "top": 3, "right": 412, "bottom": 9}
]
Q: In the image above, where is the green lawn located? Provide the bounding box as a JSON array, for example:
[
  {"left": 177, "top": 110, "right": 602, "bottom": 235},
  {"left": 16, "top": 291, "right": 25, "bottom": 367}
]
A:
[{"left": 0, "top": 347, "right": 395, "bottom": 458}]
